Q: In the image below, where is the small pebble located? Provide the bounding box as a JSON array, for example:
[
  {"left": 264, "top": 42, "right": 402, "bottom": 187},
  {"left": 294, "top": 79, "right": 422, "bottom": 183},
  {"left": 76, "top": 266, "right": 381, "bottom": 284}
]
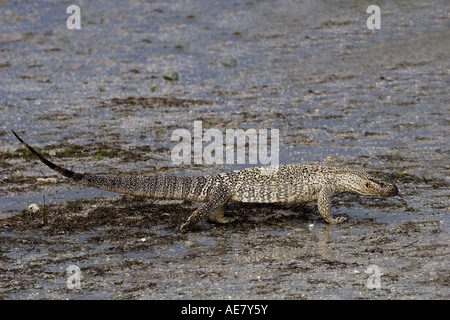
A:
[
  {"left": 220, "top": 56, "right": 237, "bottom": 67},
  {"left": 28, "top": 203, "right": 40, "bottom": 213},
  {"left": 162, "top": 68, "right": 179, "bottom": 81},
  {"left": 36, "top": 177, "right": 57, "bottom": 184}
]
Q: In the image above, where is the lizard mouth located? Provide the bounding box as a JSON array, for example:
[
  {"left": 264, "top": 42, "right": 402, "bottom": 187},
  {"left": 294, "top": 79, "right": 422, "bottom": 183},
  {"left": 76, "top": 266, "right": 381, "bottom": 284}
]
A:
[
  {"left": 367, "top": 181, "right": 399, "bottom": 197},
  {"left": 384, "top": 184, "right": 399, "bottom": 197}
]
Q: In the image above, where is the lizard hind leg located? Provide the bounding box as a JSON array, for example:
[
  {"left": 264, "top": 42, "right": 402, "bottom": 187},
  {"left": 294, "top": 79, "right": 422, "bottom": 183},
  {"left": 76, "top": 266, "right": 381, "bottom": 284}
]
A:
[{"left": 180, "top": 184, "right": 231, "bottom": 232}]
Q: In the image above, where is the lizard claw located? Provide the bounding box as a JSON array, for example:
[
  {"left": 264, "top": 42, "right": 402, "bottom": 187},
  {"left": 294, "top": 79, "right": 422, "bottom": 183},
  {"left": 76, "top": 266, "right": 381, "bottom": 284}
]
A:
[
  {"left": 326, "top": 215, "right": 348, "bottom": 224},
  {"left": 180, "top": 221, "right": 190, "bottom": 233},
  {"left": 333, "top": 215, "right": 348, "bottom": 224}
]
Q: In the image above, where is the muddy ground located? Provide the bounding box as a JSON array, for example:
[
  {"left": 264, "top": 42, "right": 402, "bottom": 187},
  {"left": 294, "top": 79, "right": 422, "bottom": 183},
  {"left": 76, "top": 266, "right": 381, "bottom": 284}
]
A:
[{"left": 0, "top": 0, "right": 449, "bottom": 300}]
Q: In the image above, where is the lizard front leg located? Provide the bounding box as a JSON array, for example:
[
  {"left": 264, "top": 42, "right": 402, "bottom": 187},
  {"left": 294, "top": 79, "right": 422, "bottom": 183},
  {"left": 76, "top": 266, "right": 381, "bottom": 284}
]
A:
[
  {"left": 317, "top": 186, "right": 348, "bottom": 224},
  {"left": 180, "top": 184, "right": 231, "bottom": 232}
]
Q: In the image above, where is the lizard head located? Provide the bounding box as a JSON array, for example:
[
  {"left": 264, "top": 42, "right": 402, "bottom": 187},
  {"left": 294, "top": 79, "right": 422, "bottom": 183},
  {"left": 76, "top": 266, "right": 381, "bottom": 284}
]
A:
[{"left": 339, "top": 170, "right": 399, "bottom": 197}]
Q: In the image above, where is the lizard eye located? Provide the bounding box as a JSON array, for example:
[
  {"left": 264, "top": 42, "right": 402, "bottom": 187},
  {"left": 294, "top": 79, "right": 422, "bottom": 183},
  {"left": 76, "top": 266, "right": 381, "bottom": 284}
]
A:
[{"left": 365, "top": 182, "right": 370, "bottom": 188}]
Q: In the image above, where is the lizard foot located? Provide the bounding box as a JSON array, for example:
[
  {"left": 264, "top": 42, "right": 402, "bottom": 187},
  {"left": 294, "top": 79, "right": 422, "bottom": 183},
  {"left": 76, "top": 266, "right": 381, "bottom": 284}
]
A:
[{"left": 326, "top": 214, "right": 348, "bottom": 224}]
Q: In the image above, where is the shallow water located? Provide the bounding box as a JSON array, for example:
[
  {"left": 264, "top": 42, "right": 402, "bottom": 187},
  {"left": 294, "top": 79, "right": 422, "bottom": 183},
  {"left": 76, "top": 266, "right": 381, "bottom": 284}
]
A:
[{"left": 0, "top": 0, "right": 449, "bottom": 300}]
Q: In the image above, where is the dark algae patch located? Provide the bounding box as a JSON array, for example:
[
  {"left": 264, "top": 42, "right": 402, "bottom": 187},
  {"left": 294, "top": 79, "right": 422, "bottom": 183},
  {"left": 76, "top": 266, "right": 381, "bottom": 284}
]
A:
[{"left": 0, "top": 147, "right": 49, "bottom": 161}]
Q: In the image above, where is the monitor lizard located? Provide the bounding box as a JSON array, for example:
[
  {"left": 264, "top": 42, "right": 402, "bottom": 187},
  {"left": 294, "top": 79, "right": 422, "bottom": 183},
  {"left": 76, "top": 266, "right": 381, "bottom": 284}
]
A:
[{"left": 11, "top": 130, "right": 399, "bottom": 232}]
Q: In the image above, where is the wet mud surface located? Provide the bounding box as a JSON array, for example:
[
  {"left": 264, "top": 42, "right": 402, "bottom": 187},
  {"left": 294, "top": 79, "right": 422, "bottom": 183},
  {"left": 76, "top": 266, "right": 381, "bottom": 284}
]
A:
[{"left": 1, "top": 0, "right": 449, "bottom": 299}]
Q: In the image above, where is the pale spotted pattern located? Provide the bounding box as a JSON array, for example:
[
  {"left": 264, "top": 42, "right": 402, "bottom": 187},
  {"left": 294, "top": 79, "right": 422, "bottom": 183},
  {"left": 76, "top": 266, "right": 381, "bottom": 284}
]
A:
[{"left": 12, "top": 131, "right": 399, "bottom": 232}]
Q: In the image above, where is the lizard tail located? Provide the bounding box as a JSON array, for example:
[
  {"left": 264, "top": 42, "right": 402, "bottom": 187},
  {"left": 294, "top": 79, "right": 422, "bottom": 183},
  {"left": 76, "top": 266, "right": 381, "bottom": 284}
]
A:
[{"left": 11, "top": 130, "right": 85, "bottom": 181}]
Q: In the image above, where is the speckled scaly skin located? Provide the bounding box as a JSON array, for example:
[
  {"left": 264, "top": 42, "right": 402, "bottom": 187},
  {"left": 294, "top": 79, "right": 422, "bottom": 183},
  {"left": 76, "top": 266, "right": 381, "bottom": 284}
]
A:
[{"left": 12, "top": 130, "right": 399, "bottom": 232}]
